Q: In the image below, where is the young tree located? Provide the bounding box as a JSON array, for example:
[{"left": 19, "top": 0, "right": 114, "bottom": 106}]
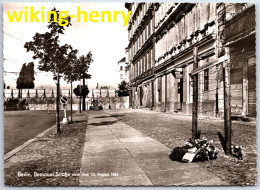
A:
[
  {"left": 26, "top": 62, "right": 35, "bottom": 88},
  {"left": 116, "top": 80, "right": 129, "bottom": 97},
  {"left": 79, "top": 53, "right": 93, "bottom": 111},
  {"left": 16, "top": 62, "right": 35, "bottom": 97},
  {"left": 63, "top": 47, "right": 79, "bottom": 120},
  {"left": 64, "top": 52, "right": 93, "bottom": 112},
  {"left": 24, "top": 8, "right": 73, "bottom": 134},
  {"left": 73, "top": 85, "right": 90, "bottom": 112},
  {"left": 16, "top": 63, "right": 26, "bottom": 97},
  {"left": 73, "top": 85, "right": 90, "bottom": 97}
]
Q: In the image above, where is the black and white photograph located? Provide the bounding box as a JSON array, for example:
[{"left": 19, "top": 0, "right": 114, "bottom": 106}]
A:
[{"left": 2, "top": 1, "right": 257, "bottom": 186}]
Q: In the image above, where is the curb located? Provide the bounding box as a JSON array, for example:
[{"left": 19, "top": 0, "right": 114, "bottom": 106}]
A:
[
  {"left": 4, "top": 113, "right": 78, "bottom": 162},
  {"left": 4, "top": 124, "right": 57, "bottom": 161}
]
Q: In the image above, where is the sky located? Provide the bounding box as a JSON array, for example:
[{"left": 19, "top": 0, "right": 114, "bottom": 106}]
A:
[{"left": 3, "top": 2, "right": 128, "bottom": 89}]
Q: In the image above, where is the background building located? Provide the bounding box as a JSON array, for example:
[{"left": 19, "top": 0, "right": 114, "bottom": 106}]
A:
[
  {"left": 118, "top": 57, "right": 129, "bottom": 83},
  {"left": 125, "top": 3, "right": 156, "bottom": 109}
]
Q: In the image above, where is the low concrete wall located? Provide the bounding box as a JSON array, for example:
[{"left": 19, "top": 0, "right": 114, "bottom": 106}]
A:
[
  {"left": 26, "top": 96, "right": 129, "bottom": 110},
  {"left": 98, "top": 96, "right": 129, "bottom": 109},
  {"left": 28, "top": 103, "right": 79, "bottom": 111}
]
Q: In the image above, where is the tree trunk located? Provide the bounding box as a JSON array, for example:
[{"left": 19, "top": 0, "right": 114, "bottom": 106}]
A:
[
  {"left": 79, "top": 84, "right": 82, "bottom": 113},
  {"left": 70, "top": 78, "right": 73, "bottom": 122},
  {"left": 83, "top": 77, "right": 86, "bottom": 111},
  {"left": 56, "top": 73, "right": 61, "bottom": 134}
]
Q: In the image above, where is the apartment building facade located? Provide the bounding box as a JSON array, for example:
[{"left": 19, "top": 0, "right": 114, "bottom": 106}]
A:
[
  {"left": 222, "top": 4, "right": 256, "bottom": 116},
  {"left": 125, "top": 3, "right": 255, "bottom": 117}
]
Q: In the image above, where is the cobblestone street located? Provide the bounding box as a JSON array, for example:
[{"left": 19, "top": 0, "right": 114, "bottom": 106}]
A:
[
  {"left": 105, "top": 109, "right": 257, "bottom": 185},
  {"left": 4, "top": 109, "right": 257, "bottom": 186}
]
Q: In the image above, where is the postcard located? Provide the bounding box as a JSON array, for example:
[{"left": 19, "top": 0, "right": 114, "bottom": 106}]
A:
[{"left": 3, "top": 2, "right": 256, "bottom": 186}]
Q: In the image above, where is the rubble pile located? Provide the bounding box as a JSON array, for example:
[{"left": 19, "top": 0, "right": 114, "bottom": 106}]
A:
[{"left": 169, "top": 137, "right": 219, "bottom": 163}]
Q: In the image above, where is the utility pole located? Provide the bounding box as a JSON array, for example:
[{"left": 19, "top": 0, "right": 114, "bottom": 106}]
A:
[
  {"left": 224, "top": 47, "right": 232, "bottom": 154},
  {"left": 192, "top": 47, "right": 198, "bottom": 139}
]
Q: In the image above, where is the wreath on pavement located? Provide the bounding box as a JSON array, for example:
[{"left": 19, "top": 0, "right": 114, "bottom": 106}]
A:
[{"left": 169, "top": 137, "right": 220, "bottom": 163}]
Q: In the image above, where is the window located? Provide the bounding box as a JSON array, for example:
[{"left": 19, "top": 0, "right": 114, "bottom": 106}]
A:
[
  {"left": 204, "top": 69, "right": 209, "bottom": 91},
  {"left": 120, "top": 74, "right": 123, "bottom": 79},
  {"left": 120, "top": 66, "right": 123, "bottom": 71}
]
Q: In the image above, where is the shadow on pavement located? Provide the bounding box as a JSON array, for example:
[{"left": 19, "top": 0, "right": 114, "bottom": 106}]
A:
[
  {"left": 72, "top": 120, "right": 88, "bottom": 123},
  {"left": 88, "top": 120, "right": 118, "bottom": 126},
  {"left": 217, "top": 131, "right": 226, "bottom": 153},
  {"left": 94, "top": 114, "right": 125, "bottom": 119}
]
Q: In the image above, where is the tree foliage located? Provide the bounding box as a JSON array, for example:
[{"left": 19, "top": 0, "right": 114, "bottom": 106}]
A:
[
  {"left": 116, "top": 80, "right": 129, "bottom": 97},
  {"left": 73, "top": 85, "right": 89, "bottom": 97},
  {"left": 63, "top": 52, "right": 93, "bottom": 83},
  {"left": 24, "top": 8, "right": 73, "bottom": 75},
  {"left": 16, "top": 62, "right": 35, "bottom": 89}
]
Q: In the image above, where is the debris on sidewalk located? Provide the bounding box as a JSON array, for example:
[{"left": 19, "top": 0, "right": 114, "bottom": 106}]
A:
[
  {"left": 169, "top": 137, "right": 219, "bottom": 163},
  {"left": 231, "top": 145, "right": 243, "bottom": 160}
]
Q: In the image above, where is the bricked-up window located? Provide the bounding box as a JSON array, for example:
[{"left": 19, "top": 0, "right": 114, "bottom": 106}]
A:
[
  {"left": 136, "top": 63, "right": 138, "bottom": 77},
  {"left": 148, "top": 20, "right": 151, "bottom": 37},
  {"left": 148, "top": 50, "right": 151, "bottom": 69},
  {"left": 158, "top": 77, "right": 162, "bottom": 102},
  {"left": 142, "top": 30, "right": 145, "bottom": 45},
  {"left": 139, "top": 35, "right": 141, "bottom": 49},
  {"left": 145, "top": 24, "right": 147, "bottom": 41},
  {"left": 150, "top": 19, "right": 153, "bottom": 34},
  {"left": 137, "top": 36, "right": 139, "bottom": 50},
  {"left": 138, "top": 60, "right": 141, "bottom": 76},
  {"left": 140, "top": 33, "right": 142, "bottom": 47},
  {"left": 133, "top": 64, "right": 135, "bottom": 78},
  {"left": 204, "top": 69, "right": 209, "bottom": 91},
  {"left": 151, "top": 47, "right": 154, "bottom": 67},
  {"left": 146, "top": 24, "right": 149, "bottom": 39},
  {"left": 143, "top": 54, "right": 146, "bottom": 72},
  {"left": 142, "top": 56, "right": 144, "bottom": 73}
]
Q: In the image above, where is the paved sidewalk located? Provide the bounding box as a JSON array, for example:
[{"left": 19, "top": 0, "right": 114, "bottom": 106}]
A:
[{"left": 79, "top": 111, "right": 226, "bottom": 186}]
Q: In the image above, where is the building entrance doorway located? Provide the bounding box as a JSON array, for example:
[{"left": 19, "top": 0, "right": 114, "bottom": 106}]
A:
[
  {"left": 139, "top": 86, "right": 143, "bottom": 107},
  {"left": 177, "top": 78, "right": 183, "bottom": 110}
]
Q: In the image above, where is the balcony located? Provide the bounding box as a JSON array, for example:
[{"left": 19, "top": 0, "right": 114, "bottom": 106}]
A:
[
  {"left": 222, "top": 5, "right": 255, "bottom": 44},
  {"left": 130, "top": 68, "right": 154, "bottom": 85}
]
